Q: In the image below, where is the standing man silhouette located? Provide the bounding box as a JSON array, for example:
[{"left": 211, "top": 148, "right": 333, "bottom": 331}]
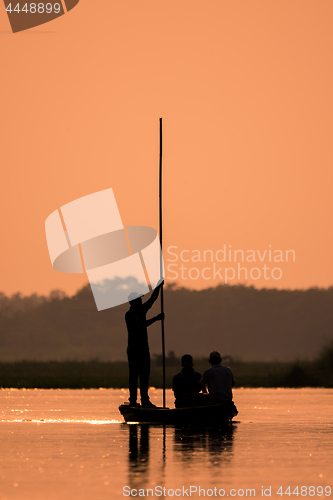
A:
[{"left": 125, "top": 281, "right": 164, "bottom": 408}]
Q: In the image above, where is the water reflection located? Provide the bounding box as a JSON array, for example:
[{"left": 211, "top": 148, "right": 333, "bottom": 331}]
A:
[
  {"left": 127, "top": 423, "right": 236, "bottom": 486},
  {"left": 173, "top": 425, "right": 235, "bottom": 466},
  {"left": 129, "top": 424, "right": 150, "bottom": 467}
]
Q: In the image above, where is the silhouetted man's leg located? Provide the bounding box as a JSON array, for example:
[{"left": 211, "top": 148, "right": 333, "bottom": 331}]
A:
[
  {"left": 127, "top": 352, "right": 140, "bottom": 404},
  {"left": 139, "top": 351, "right": 151, "bottom": 404}
]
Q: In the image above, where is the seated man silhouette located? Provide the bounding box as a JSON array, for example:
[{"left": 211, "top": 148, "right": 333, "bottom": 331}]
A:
[
  {"left": 197, "top": 351, "right": 235, "bottom": 404},
  {"left": 125, "top": 281, "right": 164, "bottom": 408},
  {"left": 172, "top": 354, "right": 203, "bottom": 408}
]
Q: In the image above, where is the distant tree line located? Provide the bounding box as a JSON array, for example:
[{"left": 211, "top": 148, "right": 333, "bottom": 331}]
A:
[{"left": 0, "top": 284, "right": 332, "bottom": 362}]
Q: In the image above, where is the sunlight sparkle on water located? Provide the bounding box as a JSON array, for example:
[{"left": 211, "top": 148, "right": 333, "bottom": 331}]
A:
[{"left": 2, "top": 418, "right": 121, "bottom": 424}]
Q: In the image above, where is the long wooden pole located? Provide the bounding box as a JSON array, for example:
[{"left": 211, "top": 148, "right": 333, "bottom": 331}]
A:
[{"left": 159, "top": 117, "right": 166, "bottom": 409}]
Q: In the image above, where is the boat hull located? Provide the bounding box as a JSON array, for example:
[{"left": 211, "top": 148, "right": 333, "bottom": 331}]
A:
[{"left": 119, "top": 401, "right": 238, "bottom": 425}]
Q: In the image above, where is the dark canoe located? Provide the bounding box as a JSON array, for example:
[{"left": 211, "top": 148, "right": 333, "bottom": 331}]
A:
[{"left": 119, "top": 401, "right": 238, "bottom": 425}]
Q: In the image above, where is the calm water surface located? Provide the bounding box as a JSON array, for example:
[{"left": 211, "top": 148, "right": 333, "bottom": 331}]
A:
[{"left": 0, "top": 388, "right": 332, "bottom": 499}]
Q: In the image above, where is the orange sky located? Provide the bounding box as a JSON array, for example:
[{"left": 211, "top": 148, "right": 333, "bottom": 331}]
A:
[{"left": 1, "top": 0, "right": 333, "bottom": 297}]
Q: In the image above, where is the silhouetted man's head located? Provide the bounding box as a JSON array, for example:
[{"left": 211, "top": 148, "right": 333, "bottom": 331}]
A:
[
  {"left": 128, "top": 292, "right": 143, "bottom": 308},
  {"left": 209, "top": 351, "right": 222, "bottom": 365},
  {"left": 181, "top": 354, "right": 194, "bottom": 368}
]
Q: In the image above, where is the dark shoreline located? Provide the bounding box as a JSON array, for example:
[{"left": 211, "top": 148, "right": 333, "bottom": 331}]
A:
[{"left": 0, "top": 359, "right": 331, "bottom": 389}]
